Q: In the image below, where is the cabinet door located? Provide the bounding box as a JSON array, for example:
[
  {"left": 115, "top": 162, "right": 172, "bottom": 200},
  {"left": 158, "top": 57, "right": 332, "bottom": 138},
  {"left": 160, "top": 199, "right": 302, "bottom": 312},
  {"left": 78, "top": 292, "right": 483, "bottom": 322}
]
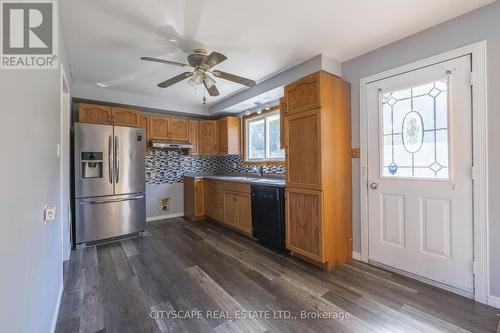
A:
[
  {"left": 78, "top": 103, "right": 112, "bottom": 124},
  {"left": 194, "top": 179, "right": 205, "bottom": 217},
  {"left": 149, "top": 116, "right": 170, "bottom": 140},
  {"left": 198, "top": 121, "right": 217, "bottom": 155},
  {"left": 188, "top": 120, "right": 199, "bottom": 155},
  {"left": 170, "top": 118, "right": 189, "bottom": 141},
  {"left": 140, "top": 114, "right": 149, "bottom": 141},
  {"left": 286, "top": 188, "right": 324, "bottom": 262},
  {"left": 286, "top": 109, "right": 322, "bottom": 190},
  {"left": 112, "top": 107, "right": 140, "bottom": 127},
  {"left": 217, "top": 118, "right": 228, "bottom": 154},
  {"left": 279, "top": 97, "right": 288, "bottom": 149},
  {"left": 285, "top": 72, "right": 321, "bottom": 115},
  {"left": 224, "top": 192, "right": 238, "bottom": 227},
  {"left": 237, "top": 193, "right": 252, "bottom": 235}
]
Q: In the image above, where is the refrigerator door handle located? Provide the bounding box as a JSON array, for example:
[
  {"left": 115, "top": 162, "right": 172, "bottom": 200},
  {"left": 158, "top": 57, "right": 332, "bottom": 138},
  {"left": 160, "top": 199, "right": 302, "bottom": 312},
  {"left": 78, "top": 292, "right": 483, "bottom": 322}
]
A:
[
  {"left": 108, "top": 135, "right": 113, "bottom": 184},
  {"left": 79, "top": 195, "right": 145, "bottom": 205},
  {"left": 115, "top": 135, "right": 120, "bottom": 184}
]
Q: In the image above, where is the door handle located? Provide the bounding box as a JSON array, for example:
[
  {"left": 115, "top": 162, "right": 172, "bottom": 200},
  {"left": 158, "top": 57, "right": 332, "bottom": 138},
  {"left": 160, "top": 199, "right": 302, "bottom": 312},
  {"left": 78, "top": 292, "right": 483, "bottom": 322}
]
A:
[
  {"left": 108, "top": 135, "right": 113, "bottom": 184},
  {"left": 369, "top": 182, "right": 379, "bottom": 190},
  {"left": 115, "top": 135, "right": 119, "bottom": 184},
  {"left": 80, "top": 195, "right": 145, "bottom": 205}
]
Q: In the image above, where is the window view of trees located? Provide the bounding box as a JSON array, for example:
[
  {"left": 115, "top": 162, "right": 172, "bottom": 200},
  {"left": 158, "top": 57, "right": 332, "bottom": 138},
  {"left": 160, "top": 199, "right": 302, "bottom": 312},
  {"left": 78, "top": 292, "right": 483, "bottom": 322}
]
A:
[{"left": 247, "top": 111, "right": 285, "bottom": 161}]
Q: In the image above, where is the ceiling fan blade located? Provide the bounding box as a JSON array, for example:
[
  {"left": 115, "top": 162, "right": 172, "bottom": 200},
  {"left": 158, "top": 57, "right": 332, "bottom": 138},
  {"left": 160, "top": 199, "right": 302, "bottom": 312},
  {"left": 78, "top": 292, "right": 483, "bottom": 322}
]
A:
[
  {"left": 204, "top": 52, "right": 227, "bottom": 68},
  {"left": 203, "top": 81, "right": 220, "bottom": 96},
  {"left": 212, "top": 70, "right": 256, "bottom": 87},
  {"left": 157, "top": 72, "right": 192, "bottom": 88},
  {"left": 141, "top": 57, "right": 189, "bottom": 67}
]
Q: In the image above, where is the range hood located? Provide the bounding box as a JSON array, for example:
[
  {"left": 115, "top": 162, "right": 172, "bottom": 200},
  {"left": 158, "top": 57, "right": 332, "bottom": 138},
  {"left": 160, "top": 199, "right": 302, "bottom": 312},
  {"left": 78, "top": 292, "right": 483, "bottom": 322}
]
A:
[{"left": 150, "top": 139, "right": 193, "bottom": 150}]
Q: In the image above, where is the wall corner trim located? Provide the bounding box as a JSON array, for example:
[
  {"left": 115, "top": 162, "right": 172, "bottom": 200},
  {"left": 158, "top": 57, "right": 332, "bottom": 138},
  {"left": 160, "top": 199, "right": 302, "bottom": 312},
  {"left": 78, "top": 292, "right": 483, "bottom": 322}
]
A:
[{"left": 50, "top": 282, "right": 64, "bottom": 333}]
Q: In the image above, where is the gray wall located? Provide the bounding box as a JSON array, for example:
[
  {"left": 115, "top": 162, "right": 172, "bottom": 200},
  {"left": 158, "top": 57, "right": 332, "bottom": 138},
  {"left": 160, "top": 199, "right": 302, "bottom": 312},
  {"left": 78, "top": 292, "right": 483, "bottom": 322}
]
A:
[
  {"left": 146, "top": 183, "right": 184, "bottom": 219},
  {"left": 341, "top": 1, "right": 500, "bottom": 297},
  {"left": 0, "top": 6, "right": 72, "bottom": 332}
]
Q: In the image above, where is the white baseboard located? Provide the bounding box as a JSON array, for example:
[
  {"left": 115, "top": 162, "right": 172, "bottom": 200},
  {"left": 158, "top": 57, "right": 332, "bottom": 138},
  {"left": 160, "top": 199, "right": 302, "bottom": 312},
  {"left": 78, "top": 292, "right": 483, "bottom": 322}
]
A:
[
  {"left": 487, "top": 294, "right": 500, "bottom": 309},
  {"left": 146, "top": 212, "right": 184, "bottom": 222},
  {"left": 352, "top": 251, "right": 361, "bottom": 261},
  {"left": 51, "top": 282, "right": 64, "bottom": 333}
]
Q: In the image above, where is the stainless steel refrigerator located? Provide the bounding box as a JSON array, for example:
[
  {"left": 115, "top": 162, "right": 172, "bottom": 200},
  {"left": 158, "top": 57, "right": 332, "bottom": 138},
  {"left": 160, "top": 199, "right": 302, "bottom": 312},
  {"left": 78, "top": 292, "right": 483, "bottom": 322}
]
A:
[{"left": 74, "top": 123, "right": 146, "bottom": 244}]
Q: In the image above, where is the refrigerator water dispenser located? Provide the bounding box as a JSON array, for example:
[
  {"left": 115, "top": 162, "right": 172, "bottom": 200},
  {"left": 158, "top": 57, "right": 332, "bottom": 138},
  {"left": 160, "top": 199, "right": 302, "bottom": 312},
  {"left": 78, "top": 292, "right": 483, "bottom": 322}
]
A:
[{"left": 81, "top": 152, "right": 103, "bottom": 178}]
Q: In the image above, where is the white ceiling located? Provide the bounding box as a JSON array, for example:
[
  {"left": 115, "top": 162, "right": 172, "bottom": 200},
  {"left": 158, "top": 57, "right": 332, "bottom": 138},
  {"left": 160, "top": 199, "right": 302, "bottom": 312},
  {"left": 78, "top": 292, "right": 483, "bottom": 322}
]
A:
[{"left": 61, "top": 0, "right": 494, "bottom": 113}]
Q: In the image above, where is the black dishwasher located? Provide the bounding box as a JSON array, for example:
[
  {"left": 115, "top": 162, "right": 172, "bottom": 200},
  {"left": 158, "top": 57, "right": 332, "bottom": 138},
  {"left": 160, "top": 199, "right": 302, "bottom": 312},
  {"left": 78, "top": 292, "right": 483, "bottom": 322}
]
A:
[{"left": 251, "top": 185, "right": 286, "bottom": 252}]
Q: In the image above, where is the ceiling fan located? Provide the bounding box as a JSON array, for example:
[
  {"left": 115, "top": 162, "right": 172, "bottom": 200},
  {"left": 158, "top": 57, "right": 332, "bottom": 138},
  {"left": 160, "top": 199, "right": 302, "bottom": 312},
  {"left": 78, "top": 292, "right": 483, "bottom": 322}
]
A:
[{"left": 141, "top": 48, "right": 256, "bottom": 97}]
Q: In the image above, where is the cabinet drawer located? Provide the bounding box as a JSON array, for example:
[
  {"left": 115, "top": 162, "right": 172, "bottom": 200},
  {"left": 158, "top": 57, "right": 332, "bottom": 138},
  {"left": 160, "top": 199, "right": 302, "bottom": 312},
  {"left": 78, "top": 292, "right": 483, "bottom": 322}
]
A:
[
  {"left": 206, "top": 179, "right": 224, "bottom": 189},
  {"left": 224, "top": 182, "right": 250, "bottom": 193},
  {"left": 207, "top": 188, "right": 224, "bottom": 205},
  {"left": 207, "top": 203, "right": 224, "bottom": 221}
]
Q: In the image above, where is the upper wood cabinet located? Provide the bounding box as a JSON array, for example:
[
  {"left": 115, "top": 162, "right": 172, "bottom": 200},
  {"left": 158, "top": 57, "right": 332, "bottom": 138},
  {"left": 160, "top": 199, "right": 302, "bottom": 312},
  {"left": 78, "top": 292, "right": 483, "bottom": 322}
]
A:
[
  {"left": 285, "top": 72, "right": 321, "bottom": 115},
  {"left": 139, "top": 114, "right": 149, "bottom": 140},
  {"left": 149, "top": 115, "right": 170, "bottom": 140},
  {"left": 217, "top": 116, "right": 241, "bottom": 155},
  {"left": 188, "top": 120, "right": 199, "bottom": 155},
  {"left": 111, "top": 107, "right": 140, "bottom": 127},
  {"left": 78, "top": 103, "right": 112, "bottom": 124},
  {"left": 170, "top": 118, "right": 189, "bottom": 141},
  {"left": 148, "top": 116, "right": 189, "bottom": 141},
  {"left": 284, "top": 71, "right": 352, "bottom": 270},
  {"left": 198, "top": 120, "right": 218, "bottom": 155},
  {"left": 286, "top": 108, "right": 322, "bottom": 190},
  {"left": 279, "top": 97, "right": 288, "bottom": 150},
  {"left": 78, "top": 104, "right": 139, "bottom": 127}
]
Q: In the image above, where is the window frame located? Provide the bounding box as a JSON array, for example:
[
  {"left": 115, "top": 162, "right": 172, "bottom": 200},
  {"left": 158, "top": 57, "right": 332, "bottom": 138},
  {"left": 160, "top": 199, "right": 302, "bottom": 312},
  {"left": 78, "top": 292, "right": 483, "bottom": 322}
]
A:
[{"left": 243, "top": 106, "right": 285, "bottom": 165}]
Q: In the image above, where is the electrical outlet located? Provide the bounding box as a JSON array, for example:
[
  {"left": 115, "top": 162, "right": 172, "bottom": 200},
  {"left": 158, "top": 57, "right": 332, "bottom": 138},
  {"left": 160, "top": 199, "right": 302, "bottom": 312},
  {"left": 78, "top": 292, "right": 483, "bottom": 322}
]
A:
[
  {"left": 44, "top": 206, "right": 57, "bottom": 223},
  {"left": 160, "top": 197, "right": 170, "bottom": 213}
]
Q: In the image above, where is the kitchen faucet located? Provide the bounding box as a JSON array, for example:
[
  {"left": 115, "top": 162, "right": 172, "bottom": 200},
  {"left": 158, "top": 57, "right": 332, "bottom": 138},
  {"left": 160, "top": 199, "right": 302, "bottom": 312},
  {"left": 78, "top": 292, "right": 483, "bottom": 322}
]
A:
[{"left": 254, "top": 165, "right": 264, "bottom": 177}]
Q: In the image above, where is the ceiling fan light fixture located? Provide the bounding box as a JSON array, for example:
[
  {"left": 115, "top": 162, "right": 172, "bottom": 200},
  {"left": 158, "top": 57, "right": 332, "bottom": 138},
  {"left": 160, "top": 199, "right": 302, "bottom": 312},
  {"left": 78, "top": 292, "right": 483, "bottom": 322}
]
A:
[
  {"left": 192, "top": 70, "right": 204, "bottom": 85},
  {"left": 203, "top": 74, "right": 216, "bottom": 89}
]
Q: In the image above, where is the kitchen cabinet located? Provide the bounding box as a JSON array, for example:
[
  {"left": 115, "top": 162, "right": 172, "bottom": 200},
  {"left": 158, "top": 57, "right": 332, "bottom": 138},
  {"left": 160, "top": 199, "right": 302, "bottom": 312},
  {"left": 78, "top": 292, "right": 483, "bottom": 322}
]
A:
[
  {"left": 111, "top": 107, "right": 140, "bottom": 127},
  {"left": 217, "top": 116, "right": 241, "bottom": 155},
  {"left": 139, "top": 114, "right": 149, "bottom": 150},
  {"left": 236, "top": 192, "right": 252, "bottom": 235},
  {"left": 286, "top": 108, "right": 322, "bottom": 190},
  {"left": 149, "top": 116, "right": 189, "bottom": 141},
  {"left": 184, "top": 177, "right": 205, "bottom": 221},
  {"left": 188, "top": 120, "right": 199, "bottom": 155},
  {"left": 223, "top": 192, "right": 238, "bottom": 227},
  {"left": 279, "top": 97, "right": 288, "bottom": 150},
  {"left": 285, "top": 188, "right": 323, "bottom": 262},
  {"left": 284, "top": 71, "right": 352, "bottom": 270},
  {"left": 78, "top": 103, "right": 112, "bottom": 124},
  {"left": 170, "top": 118, "right": 189, "bottom": 141},
  {"left": 284, "top": 72, "right": 321, "bottom": 115},
  {"left": 198, "top": 120, "right": 218, "bottom": 155},
  {"left": 148, "top": 115, "right": 170, "bottom": 140}
]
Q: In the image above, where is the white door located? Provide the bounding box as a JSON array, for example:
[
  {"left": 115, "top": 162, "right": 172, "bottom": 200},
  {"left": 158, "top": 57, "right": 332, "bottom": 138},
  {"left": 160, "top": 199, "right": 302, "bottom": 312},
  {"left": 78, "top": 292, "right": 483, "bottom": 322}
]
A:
[{"left": 367, "top": 55, "right": 474, "bottom": 292}]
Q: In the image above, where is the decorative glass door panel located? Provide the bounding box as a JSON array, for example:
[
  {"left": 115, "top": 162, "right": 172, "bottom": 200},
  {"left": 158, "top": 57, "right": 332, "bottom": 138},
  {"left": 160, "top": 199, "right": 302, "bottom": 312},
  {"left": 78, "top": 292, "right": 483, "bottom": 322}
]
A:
[{"left": 381, "top": 78, "right": 449, "bottom": 179}]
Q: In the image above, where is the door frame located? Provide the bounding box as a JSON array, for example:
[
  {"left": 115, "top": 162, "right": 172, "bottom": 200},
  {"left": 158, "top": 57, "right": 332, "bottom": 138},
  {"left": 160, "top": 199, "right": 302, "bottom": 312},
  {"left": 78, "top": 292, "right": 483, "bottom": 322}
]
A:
[
  {"left": 359, "top": 41, "right": 488, "bottom": 304},
  {"left": 60, "top": 64, "right": 71, "bottom": 262}
]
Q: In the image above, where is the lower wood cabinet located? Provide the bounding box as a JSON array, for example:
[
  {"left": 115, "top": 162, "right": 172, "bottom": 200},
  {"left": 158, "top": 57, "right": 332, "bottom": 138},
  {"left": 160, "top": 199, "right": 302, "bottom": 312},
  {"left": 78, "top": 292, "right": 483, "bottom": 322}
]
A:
[
  {"left": 223, "top": 192, "right": 238, "bottom": 227},
  {"left": 236, "top": 192, "right": 252, "bottom": 234},
  {"left": 285, "top": 188, "right": 324, "bottom": 263},
  {"left": 183, "top": 177, "right": 205, "bottom": 221}
]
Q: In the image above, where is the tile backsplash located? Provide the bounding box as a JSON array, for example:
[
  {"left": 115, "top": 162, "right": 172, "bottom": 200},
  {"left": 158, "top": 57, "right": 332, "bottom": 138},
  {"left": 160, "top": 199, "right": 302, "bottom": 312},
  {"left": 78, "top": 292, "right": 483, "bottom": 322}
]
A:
[{"left": 145, "top": 150, "right": 286, "bottom": 185}]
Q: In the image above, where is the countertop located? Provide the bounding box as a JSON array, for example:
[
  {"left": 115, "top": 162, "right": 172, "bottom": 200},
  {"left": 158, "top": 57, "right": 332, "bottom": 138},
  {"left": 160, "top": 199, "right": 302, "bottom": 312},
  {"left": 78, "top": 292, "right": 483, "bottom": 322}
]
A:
[{"left": 184, "top": 174, "right": 285, "bottom": 187}]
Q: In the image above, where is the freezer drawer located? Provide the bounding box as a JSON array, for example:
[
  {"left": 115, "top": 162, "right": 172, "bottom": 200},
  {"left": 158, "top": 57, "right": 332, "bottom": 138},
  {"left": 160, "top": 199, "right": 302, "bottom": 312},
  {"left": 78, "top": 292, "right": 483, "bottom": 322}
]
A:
[{"left": 76, "top": 194, "right": 146, "bottom": 244}]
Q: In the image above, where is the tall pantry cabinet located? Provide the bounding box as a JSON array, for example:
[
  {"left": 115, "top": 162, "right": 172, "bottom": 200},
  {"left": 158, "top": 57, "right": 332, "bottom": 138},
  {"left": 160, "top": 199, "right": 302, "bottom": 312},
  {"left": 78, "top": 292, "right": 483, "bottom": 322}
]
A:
[{"left": 284, "top": 71, "right": 352, "bottom": 270}]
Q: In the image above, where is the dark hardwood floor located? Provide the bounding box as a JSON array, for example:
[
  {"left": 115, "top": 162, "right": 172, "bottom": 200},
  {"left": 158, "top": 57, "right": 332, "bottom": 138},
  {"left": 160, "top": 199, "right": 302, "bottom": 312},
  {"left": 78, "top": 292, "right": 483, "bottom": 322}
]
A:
[{"left": 55, "top": 218, "right": 499, "bottom": 333}]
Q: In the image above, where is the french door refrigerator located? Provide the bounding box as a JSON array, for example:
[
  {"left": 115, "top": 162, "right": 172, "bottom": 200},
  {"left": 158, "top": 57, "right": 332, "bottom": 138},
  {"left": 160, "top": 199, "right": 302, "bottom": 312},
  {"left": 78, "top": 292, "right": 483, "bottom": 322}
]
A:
[{"left": 74, "top": 123, "right": 146, "bottom": 244}]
